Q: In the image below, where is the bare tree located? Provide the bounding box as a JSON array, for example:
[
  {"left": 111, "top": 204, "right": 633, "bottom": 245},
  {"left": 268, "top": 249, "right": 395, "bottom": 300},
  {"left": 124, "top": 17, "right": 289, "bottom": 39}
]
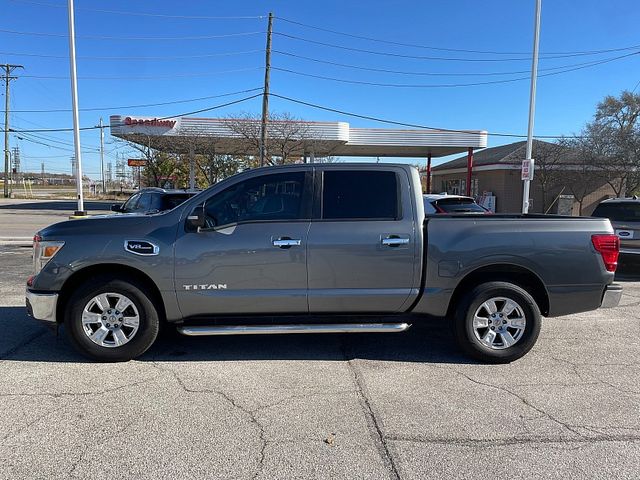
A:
[
  {"left": 115, "top": 135, "right": 180, "bottom": 188},
  {"left": 532, "top": 140, "right": 569, "bottom": 212},
  {"left": 223, "top": 112, "right": 338, "bottom": 166},
  {"left": 559, "top": 137, "right": 603, "bottom": 215}
]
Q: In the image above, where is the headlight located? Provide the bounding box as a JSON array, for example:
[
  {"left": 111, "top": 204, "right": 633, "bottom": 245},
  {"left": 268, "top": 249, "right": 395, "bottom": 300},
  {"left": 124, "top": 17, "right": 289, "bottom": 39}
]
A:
[{"left": 33, "top": 235, "right": 65, "bottom": 275}]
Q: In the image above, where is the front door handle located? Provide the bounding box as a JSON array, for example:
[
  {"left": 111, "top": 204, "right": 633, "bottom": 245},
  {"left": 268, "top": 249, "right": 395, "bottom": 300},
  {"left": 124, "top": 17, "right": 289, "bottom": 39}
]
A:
[
  {"left": 382, "top": 236, "right": 410, "bottom": 247},
  {"left": 273, "top": 237, "right": 302, "bottom": 248}
]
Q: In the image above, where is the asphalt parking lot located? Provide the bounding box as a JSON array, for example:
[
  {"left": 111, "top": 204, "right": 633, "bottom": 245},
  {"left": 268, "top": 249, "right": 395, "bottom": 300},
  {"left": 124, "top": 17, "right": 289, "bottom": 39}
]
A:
[{"left": 1, "top": 205, "right": 640, "bottom": 479}]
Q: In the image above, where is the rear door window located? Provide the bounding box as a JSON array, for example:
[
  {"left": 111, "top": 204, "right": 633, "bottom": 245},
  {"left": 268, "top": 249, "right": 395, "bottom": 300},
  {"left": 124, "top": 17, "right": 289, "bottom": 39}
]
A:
[{"left": 322, "top": 170, "right": 399, "bottom": 220}]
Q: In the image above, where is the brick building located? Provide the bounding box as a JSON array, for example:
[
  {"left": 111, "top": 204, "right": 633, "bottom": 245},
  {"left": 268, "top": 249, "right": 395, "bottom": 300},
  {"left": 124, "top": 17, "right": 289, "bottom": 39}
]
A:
[{"left": 428, "top": 140, "right": 616, "bottom": 215}]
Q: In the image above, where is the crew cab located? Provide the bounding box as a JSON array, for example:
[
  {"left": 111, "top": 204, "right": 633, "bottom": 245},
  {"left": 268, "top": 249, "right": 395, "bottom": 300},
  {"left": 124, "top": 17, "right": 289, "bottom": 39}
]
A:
[{"left": 25, "top": 164, "right": 622, "bottom": 363}]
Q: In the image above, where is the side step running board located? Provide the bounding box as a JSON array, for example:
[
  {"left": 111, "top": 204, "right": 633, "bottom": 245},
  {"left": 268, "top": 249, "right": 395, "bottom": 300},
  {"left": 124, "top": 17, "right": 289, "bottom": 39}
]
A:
[{"left": 177, "top": 323, "right": 411, "bottom": 336}]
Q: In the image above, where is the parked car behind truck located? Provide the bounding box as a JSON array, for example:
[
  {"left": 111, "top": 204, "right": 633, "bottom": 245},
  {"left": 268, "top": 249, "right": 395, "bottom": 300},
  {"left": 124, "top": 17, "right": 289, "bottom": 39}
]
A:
[
  {"left": 111, "top": 187, "right": 197, "bottom": 215},
  {"left": 592, "top": 197, "right": 640, "bottom": 257},
  {"left": 26, "top": 164, "right": 622, "bottom": 363}
]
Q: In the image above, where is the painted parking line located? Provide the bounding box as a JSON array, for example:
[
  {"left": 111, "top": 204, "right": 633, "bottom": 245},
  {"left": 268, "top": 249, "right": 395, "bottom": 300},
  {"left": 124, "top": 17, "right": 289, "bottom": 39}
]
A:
[{"left": 0, "top": 237, "right": 33, "bottom": 246}]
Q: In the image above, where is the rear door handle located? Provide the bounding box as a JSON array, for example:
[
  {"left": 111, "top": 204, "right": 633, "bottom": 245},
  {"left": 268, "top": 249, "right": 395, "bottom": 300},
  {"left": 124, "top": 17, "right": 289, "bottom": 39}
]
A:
[
  {"left": 273, "top": 237, "right": 302, "bottom": 248},
  {"left": 382, "top": 236, "right": 410, "bottom": 247}
]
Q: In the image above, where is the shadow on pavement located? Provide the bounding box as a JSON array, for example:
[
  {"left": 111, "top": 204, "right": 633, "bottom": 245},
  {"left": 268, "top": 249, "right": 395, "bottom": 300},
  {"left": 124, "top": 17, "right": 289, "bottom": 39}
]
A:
[
  {"left": 616, "top": 254, "right": 640, "bottom": 281},
  {"left": 0, "top": 201, "right": 113, "bottom": 211},
  {"left": 0, "top": 306, "right": 474, "bottom": 365}
]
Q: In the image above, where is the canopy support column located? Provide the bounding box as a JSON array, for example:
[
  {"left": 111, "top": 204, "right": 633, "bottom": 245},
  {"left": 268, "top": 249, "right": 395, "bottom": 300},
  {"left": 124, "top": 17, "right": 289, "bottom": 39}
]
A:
[
  {"left": 426, "top": 152, "right": 432, "bottom": 194},
  {"left": 466, "top": 147, "right": 473, "bottom": 196}
]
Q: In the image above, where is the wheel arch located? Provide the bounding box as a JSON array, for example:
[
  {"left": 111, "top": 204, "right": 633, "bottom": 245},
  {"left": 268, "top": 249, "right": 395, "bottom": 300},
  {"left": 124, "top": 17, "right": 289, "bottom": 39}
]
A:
[
  {"left": 56, "top": 263, "right": 166, "bottom": 324},
  {"left": 447, "top": 264, "right": 549, "bottom": 318}
]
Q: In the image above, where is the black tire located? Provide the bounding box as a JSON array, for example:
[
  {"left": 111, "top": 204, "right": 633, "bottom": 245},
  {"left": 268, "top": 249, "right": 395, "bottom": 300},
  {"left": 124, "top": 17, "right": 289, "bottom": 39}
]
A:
[
  {"left": 453, "top": 281, "right": 542, "bottom": 363},
  {"left": 64, "top": 275, "right": 160, "bottom": 362}
]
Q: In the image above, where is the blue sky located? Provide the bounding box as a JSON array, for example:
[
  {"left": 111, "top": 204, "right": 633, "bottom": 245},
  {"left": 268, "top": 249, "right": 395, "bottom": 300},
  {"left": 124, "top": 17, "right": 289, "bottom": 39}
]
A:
[{"left": 2, "top": 0, "right": 639, "bottom": 179}]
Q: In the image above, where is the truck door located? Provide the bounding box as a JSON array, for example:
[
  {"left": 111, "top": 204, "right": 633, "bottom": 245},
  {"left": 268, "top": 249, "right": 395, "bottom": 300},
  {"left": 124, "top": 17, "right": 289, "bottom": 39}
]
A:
[
  {"left": 174, "top": 169, "right": 312, "bottom": 317},
  {"left": 307, "top": 167, "right": 418, "bottom": 313}
]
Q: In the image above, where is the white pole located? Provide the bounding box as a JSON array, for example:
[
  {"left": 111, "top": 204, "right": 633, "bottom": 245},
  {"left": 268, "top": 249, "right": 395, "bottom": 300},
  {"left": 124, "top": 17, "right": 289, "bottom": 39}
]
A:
[
  {"left": 67, "top": 0, "right": 85, "bottom": 215},
  {"left": 99, "top": 117, "right": 105, "bottom": 194},
  {"left": 522, "top": 0, "right": 542, "bottom": 214}
]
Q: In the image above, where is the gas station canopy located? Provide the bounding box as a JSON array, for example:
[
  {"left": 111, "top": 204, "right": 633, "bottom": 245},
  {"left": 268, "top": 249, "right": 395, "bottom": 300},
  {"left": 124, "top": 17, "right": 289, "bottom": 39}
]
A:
[{"left": 109, "top": 115, "right": 487, "bottom": 158}]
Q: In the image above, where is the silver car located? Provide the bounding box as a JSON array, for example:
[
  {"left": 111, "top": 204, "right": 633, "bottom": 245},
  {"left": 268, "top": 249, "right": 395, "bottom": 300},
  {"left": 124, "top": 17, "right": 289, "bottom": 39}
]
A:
[
  {"left": 592, "top": 197, "right": 640, "bottom": 255},
  {"left": 423, "top": 194, "right": 489, "bottom": 214}
]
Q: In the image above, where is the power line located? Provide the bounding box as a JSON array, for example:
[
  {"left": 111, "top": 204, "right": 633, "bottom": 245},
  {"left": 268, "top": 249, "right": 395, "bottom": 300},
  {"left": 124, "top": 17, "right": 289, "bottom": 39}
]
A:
[
  {"left": 268, "top": 92, "right": 586, "bottom": 139},
  {"left": 275, "top": 16, "right": 640, "bottom": 57},
  {"left": 4, "top": 93, "right": 262, "bottom": 133},
  {"left": 0, "top": 28, "right": 265, "bottom": 41},
  {"left": 272, "top": 50, "right": 640, "bottom": 88},
  {"left": 0, "top": 49, "right": 263, "bottom": 60},
  {"left": 10, "top": 0, "right": 267, "bottom": 19},
  {"left": 20, "top": 66, "right": 263, "bottom": 81},
  {"left": 273, "top": 50, "right": 635, "bottom": 77},
  {"left": 274, "top": 32, "right": 640, "bottom": 62},
  {"left": 13, "top": 87, "right": 263, "bottom": 113},
  {"left": 16, "top": 130, "right": 101, "bottom": 151}
]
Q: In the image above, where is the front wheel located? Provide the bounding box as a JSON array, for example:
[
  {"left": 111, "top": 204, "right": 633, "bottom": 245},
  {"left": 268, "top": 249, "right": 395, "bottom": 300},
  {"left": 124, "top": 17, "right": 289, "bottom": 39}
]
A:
[
  {"left": 64, "top": 275, "right": 160, "bottom": 362},
  {"left": 453, "top": 281, "right": 542, "bottom": 363}
]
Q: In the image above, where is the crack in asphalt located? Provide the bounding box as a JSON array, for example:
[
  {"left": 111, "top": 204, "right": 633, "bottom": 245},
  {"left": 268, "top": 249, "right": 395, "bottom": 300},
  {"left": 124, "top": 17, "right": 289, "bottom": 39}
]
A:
[
  {"left": 149, "top": 358, "right": 361, "bottom": 479},
  {"left": 342, "top": 345, "right": 401, "bottom": 480},
  {"left": 0, "top": 376, "right": 159, "bottom": 399},
  {"left": 151, "top": 361, "right": 268, "bottom": 480},
  {"left": 442, "top": 366, "right": 586, "bottom": 439},
  {"left": 1, "top": 405, "right": 65, "bottom": 442},
  {"left": 552, "top": 356, "right": 640, "bottom": 396},
  {"left": 68, "top": 415, "right": 139, "bottom": 477}
]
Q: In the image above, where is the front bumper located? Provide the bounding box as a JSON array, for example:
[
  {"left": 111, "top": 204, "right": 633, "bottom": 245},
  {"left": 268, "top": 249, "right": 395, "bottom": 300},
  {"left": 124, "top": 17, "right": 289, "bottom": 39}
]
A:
[
  {"left": 25, "top": 289, "right": 58, "bottom": 323},
  {"left": 601, "top": 283, "right": 623, "bottom": 308}
]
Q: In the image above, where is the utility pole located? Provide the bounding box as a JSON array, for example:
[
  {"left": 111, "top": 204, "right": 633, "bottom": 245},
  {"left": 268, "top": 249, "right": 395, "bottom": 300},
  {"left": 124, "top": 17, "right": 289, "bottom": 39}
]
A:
[
  {"left": 522, "top": 0, "right": 542, "bottom": 214},
  {"left": 67, "top": 0, "right": 85, "bottom": 215},
  {"left": 259, "top": 12, "right": 273, "bottom": 167},
  {"left": 98, "top": 117, "right": 105, "bottom": 194},
  {"left": 3, "top": 64, "right": 22, "bottom": 198}
]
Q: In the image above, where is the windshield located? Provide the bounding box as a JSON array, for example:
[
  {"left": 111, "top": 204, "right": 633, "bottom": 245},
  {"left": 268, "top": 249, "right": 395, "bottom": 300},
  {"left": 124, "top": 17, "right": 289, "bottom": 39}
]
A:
[
  {"left": 433, "top": 198, "right": 487, "bottom": 213},
  {"left": 592, "top": 202, "right": 640, "bottom": 223}
]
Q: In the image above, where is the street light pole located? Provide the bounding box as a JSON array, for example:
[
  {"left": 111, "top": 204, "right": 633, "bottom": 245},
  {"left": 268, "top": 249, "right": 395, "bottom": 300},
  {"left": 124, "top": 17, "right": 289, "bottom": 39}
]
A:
[
  {"left": 99, "top": 117, "right": 105, "bottom": 194},
  {"left": 522, "top": 0, "right": 542, "bottom": 214},
  {"left": 67, "top": 0, "right": 85, "bottom": 215}
]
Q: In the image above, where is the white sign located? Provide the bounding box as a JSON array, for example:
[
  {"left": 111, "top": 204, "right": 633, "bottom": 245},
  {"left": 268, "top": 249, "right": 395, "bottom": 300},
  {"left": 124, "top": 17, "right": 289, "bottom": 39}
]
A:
[
  {"left": 521, "top": 159, "right": 535, "bottom": 181},
  {"left": 478, "top": 195, "right": 496, "bottom": 213}
]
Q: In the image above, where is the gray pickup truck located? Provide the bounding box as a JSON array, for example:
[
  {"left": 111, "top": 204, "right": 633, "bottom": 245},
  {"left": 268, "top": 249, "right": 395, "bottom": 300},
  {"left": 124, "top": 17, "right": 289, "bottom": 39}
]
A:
[{"left": 26, "top": 164, "right": 622, "bottom": 363}]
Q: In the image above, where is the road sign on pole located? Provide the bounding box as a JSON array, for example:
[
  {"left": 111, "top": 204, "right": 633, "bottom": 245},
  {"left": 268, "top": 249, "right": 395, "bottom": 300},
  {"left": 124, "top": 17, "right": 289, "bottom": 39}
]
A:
[
  {"left": 521, "top": 158, "right": 535, "bottom": 181},
  {"left": 127, "top": 159, "right": 147, "bottom": 167}
]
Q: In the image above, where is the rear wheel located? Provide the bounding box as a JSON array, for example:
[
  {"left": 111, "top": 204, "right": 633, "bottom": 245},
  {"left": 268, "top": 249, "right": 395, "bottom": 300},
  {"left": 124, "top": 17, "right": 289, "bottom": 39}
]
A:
[
  {"left": 64, "top": 275, "right": 159, "bottom": 362},
  {"left": 453, "top": 281, "right": 541, "bottom": 363}
]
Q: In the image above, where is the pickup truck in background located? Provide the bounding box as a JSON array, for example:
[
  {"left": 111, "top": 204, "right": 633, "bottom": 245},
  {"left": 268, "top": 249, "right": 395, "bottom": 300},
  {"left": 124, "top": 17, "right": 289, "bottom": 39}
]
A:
[{"left": 25, "top": 164, "right": 622, "bottom": 363}]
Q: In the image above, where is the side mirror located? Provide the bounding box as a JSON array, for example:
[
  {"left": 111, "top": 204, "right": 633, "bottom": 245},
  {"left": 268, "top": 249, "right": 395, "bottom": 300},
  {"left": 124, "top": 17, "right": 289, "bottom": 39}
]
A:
[
  {"left": 111, "top": 204, "right": 123, "bottom": 212},
  {"left": 186, "top": 206, "right": 206, "bottom": 230}
]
